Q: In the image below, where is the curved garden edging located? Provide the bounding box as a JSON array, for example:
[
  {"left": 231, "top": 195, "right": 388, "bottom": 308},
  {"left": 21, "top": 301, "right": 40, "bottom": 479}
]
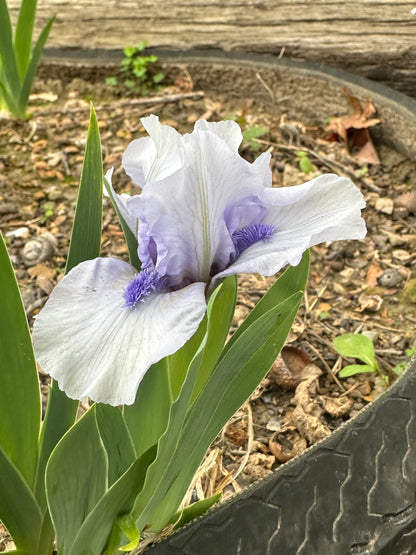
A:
[{"left": 120, "top": 52, "right": 416, "bottom": 555}]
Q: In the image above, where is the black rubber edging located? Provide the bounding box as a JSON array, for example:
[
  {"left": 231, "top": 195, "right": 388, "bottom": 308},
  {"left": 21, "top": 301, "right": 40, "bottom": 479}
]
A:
[{"left": 41, "top": 49, "right": 416, "bottom": 554}]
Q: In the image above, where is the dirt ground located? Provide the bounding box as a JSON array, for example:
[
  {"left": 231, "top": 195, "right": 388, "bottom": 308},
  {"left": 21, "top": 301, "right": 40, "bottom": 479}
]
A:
[{"left": 1, "top": 65, "right": 416, "bottom": 551}]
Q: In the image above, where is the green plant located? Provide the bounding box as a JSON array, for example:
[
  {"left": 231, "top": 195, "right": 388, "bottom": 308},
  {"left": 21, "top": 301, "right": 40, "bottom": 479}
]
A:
[
  {"left": 333, "top": 333, "right": 379, "bottom": 377},
  {"left": 41, "top": 201, "right": 54, "bottom": 223},
  {"left": 106, "top": 40, "right": 164, "bottom": 96},
  {"left": 242, "top": 125, "right": 268, "bottom": 151},
  {"left": 355, "top": 165, "right": 368, "bottom": 178},
  {"left": 393, "top": 348, "right": 415, "bottom": 376},
  {"left": 295, "top": 150, "right": 314, "bottom": 174},
  {"left": 224, "top": 111, "right": 268, "bottom": 151},
  {"left": 0, "top": 0, "right": 55, "bottom": 118}
]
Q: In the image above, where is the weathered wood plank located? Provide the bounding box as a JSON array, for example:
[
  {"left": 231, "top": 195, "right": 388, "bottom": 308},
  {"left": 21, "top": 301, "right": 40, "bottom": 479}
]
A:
[{"left": 6, "top": 0, "right": 416, "bottom": 97}]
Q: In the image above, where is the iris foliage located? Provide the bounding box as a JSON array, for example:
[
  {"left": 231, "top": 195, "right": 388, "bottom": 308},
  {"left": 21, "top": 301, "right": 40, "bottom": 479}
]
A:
[{"left": 0, "top": 0, "right": 54, "bottom": 118}]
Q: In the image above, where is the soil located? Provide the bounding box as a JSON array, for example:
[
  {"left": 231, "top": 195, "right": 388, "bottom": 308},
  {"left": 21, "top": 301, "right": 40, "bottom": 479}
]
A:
[{"left": 1, "top": 66, "right": 416, "bottom": 552}]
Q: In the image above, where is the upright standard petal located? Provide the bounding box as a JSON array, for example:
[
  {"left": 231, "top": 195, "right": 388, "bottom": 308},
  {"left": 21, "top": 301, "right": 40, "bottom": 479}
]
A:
[
  {"left": 122, "top": 115, "right": 183, "bottom": 186},
  {"left": 33, "top": 258, "right": 206, "bottom": 406},
  {"left": 104, "top": 168, "right": 141, "bottom": 236},
  {"left": 193, "top": 119, "right": 243, "bottom": 152},
  {"left": 215, "top": 174, "right": 366, "bottom": 280},
  {"left": 135, "top": 128, "right": 270, "bottom": 287}
]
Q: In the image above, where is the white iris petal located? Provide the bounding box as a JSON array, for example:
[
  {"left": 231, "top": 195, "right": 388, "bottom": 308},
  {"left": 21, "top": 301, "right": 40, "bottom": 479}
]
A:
[{"left": 33, "top": 258, "right": 206, "bottom": 406}]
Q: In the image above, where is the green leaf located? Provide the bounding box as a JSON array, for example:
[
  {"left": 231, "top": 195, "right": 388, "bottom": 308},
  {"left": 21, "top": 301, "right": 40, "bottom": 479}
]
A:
[
  {"left": 0, "top": 78, "right": 19, "bottom": 114},
  {"left": 167, "top": 317, "right": 207, "bottom": 400},
  {"left": 224, "top": 250, "right": 309, "bottom": 356},
  {"left": 124, "top": 358, "right": 172, "bottom": 459},
  {"left": 66, "top": 104, "right": 103, "bottom": 272},
  {"left": 0, "top": 446, "right": 43, "bottom": 552},
  {"left": 242, "top": 126, "right": 268, "bottom": 142},
  {"left": 191, "top": 275, "right": 237, "bottom": 402},
  {"left": 117, "top": 514, "right": 140, "bottom": 551},
  {"left": 333, "top": 333, "right": 378, "bottom": 369},
  {"left": 338, "top": 363, "right": 376, "bottom": 377},
  {"left": 35, "top": 106, "right": 103, "bottom": 508},
  {"left": 0, "top": 233, "right": 41, "bottom": 488},
  {"left": 299, "top": 155, "right": 314, "bottom": 174},
  {"left": 95, "top": 404, "right": 136, "bottom": 486},
  {"left": 104, "top": 176, "right": 141, "bottom": 271},
  {"left": 133, "top": 337, "right": 208, "bottom": 530},
  {"left": 68, "top": 445, "right": 156, "bottom": 555},
  {"left": 46, "top": 406, "right": 108, "bottom": 555},
  {"left": 14, "top": 0, "right": 38, "bottom": 78},
  {"left": 17, "top": 15, "right": 55, "bottom": 117},
  {"left": 0, "top": 0, "right": 20, "bottom": 99},
  {"left": 169, "top": 492, "right": 222, "bottom": 530},
  {"left": 148, "top": 292, "right": 302, "bottom": 532}
]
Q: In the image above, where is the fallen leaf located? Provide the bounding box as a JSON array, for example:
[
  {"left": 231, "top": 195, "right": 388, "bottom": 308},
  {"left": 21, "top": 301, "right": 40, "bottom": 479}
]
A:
[
  {"left": 269, "top": 428, "right": 307, "bottom": 463},
  {"left": 366, "top": 263, "right": 383, "bottom": 287},
  {"left": 326, "top": 88, "right": 380, "bottom": 164},
  {"left": 269, "top": 345, "right": 310, "bottom": 389},
  {"left": 358, "top": 293, "right": 383, "bottom": 312},
  {"left": 319, "top": 395, "right": 353, "bottom": 418}
]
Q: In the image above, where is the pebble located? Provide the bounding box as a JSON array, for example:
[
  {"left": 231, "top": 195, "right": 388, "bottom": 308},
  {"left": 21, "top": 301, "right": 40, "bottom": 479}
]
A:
[
  {"left": 362, "top": 330, "right": 379, "bottom": 342},
  {"left": 21, "top": 233, "right": 57, "bottom": 267},
  {"left": 377, "top": 268, "right": 403, "bottom": 288},
  {"left": 5, "top": 227, "right": 30, "bottom": 239},
  {"left": 375, "top": 197, "right": 394, "bottom": 215},
  {"left": 266, "top": 416, "right": 284, "bottom": 431},
  {"left": 0, "top": 202, "right": 18, "bottom": 214}
]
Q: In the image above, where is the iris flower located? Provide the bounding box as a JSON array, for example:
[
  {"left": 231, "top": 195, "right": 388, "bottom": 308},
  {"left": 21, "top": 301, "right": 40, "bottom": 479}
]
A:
[{"left": 33, "top": 116, "right": 366, "bottom": 406}]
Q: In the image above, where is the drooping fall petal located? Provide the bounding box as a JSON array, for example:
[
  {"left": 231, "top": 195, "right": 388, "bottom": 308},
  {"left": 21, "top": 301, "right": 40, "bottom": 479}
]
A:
[{"left": 33, "top": 258, "right": 206, "bottom": 405}]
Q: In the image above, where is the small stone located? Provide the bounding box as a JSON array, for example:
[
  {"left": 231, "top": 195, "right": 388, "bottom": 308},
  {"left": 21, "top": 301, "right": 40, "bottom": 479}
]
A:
[
  {"left": 266, "top": 416, "right": 284, "bottom": 432},
  {"left": 375, "top": 197, "right": 394, "bottom": 215},
  {"left": 36, "top": 275, "right": 54, "bottom": 295},
  {"left": 377, "top": 268, "right": 403, "bottom": 288},
  {"left": 5, "top": 227, "right": 30, "bottom": 239},
  {"left": 21, "top": 234, "right": 56, "bottom": 267},
  {"left": 0, "top": 202, "right": 18, "bottom": 214},
  {"left": 362, "top": 330, "right": 379, "bottom": 342},
  {"left": 392, "top": 249, "right": 411, "bottom": 263},
  {"left": 34, "top": 190, "right": 46, "bottom": 201}
]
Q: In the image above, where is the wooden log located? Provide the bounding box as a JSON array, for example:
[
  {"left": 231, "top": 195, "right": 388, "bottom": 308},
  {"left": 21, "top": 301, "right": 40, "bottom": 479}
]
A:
[{"left": 7, "top": 0, "right": 416, "bottom": 97}]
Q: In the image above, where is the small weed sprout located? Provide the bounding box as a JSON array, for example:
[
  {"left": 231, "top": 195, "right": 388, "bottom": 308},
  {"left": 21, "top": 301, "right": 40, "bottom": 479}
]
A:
[
  {"left": 333, "top": 333, "right": 379, "bottom": 378},
  {"left": 242, "top": 126, "right": 268, "bottom": 151},
  {"left": 393, "top": 348, "right": 415, "bottom": 376},
  {"left": 295, "top": 150, "right": 314, "bottom": 174},
  {"left": 105, "top": 41, "right": 164, "bottom": 95}
]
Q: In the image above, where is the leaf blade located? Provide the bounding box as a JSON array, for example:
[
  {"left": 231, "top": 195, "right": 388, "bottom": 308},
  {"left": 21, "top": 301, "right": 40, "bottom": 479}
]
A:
[
  {"left": 14, "top": 0, "right": 37, "bottom": 78},
  {"left": 46, "top": 407, "right": 108, "bottom": 555},
  {"left": 68, "top": 445, "right": 157, "bottom": 555},
  {"left": 17, "top": 15, "right": 55, "bottom": 116},
  {"left": 0, "top": 446, "right": 43, "bottom": 552},
  {"left": 0, "top": 233, "right": 41, "bottom": 487},
  {"left": 34, "top": 106, "right": 104, "bottom": 508},
  {"left": 0, "top": 0, "right": 20, "bottom": 100},
  {"left": 95, "top": 404, "right": 136, "bottom": 486}
]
